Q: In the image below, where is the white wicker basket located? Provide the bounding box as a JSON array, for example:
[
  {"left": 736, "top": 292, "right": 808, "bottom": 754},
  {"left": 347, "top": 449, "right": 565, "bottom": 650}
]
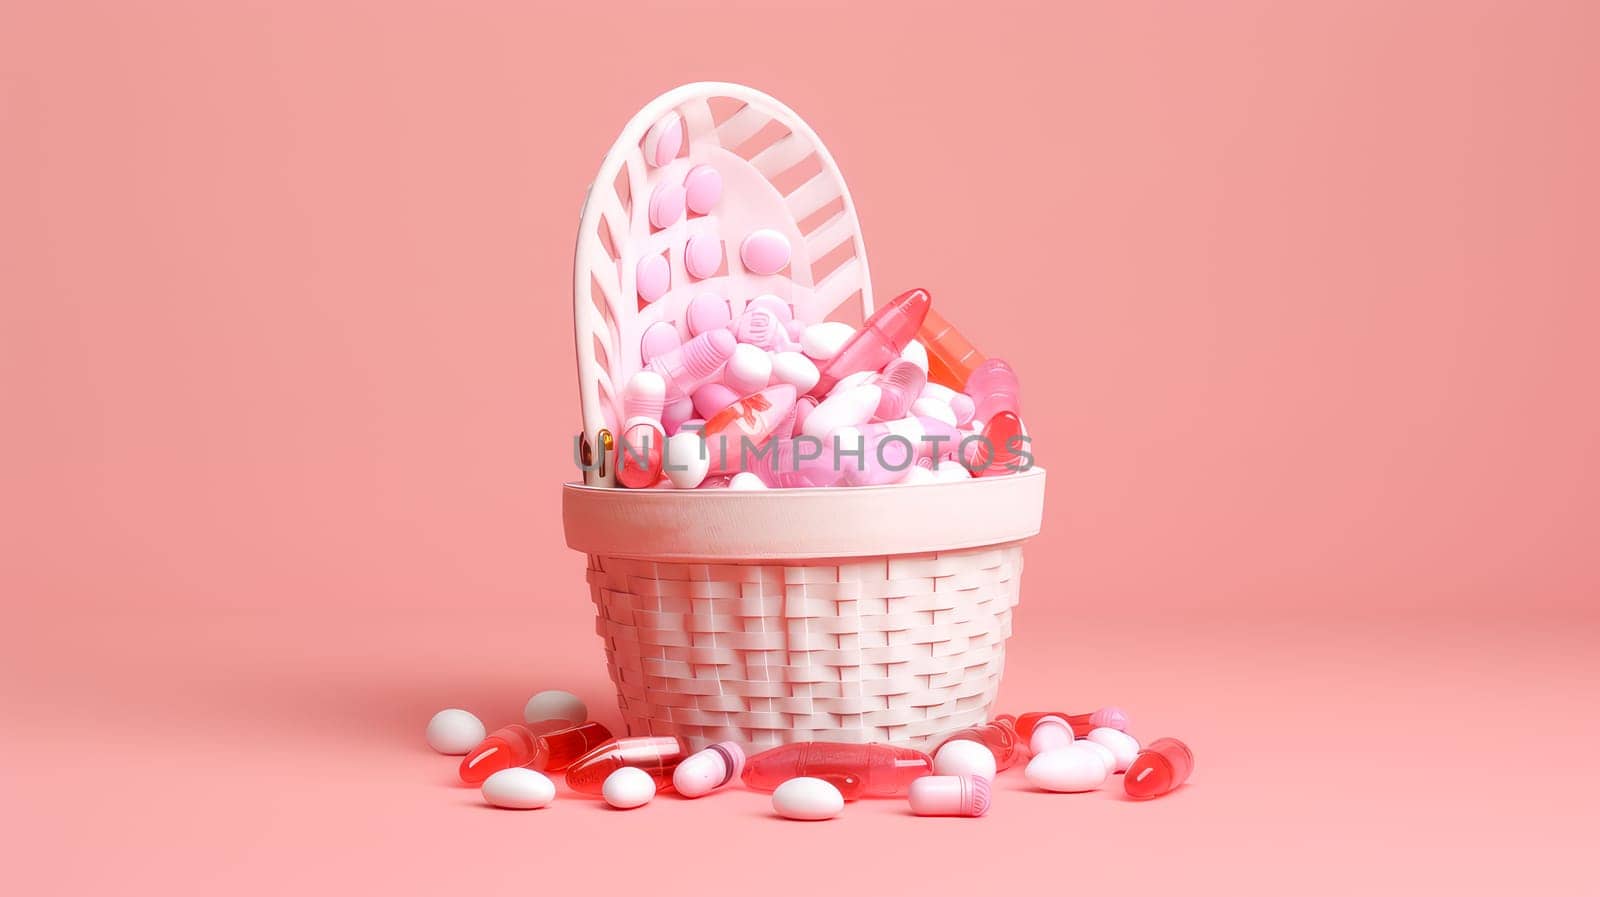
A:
[{"left": 566, "top": 83, "right": 1046, "bottom": 752}]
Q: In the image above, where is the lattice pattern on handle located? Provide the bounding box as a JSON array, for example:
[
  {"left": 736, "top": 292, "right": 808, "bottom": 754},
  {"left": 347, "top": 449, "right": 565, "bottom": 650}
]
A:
[
  {"left": 573, "top": 83, "right": 875, "bottom": 480},
  {"left": 586, "top": 543, "right": 1023, "bottom": 751}
]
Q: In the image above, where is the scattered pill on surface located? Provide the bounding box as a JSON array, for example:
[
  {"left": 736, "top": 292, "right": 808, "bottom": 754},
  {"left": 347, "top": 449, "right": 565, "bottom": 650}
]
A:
[
  {"left": 933, "top": 739, "right": 997, "bottom": 781},
  {"left": 772, "top": 777, "right": 844, "bottom": 821},
  {"left": 426, "top": 709, "right": 486, "bottom": 755},
  {"left": 1124, "top": 738, "right": 1193, "bottom": 800},
  {"left": 602, "top": 766, "right": 657, "bottom": 809},
  {"left": 636, "top": 254, "right": 670, "bottom": 303},
  {"left": 523, "top": 690, "right": 587, "bottom": 727},
  {"left": 1025, "top": 744, "right": 1110, "bottom": 793},
  {"left": 482, "top": 768, "right": 556, "bottom": 809},
  {"left": 1029, "top": 715, "right": 1075, "bottom": 754},
  {"left": 1078, "top": 740, "right": 1117, "bottom": 774},
  {"left": 740, "top": 229, "right": 791, "bottom": 275},
  {"left": 643, "top": 112, "right": 682, "bottom": 167},
  {"left": 801, "top": 322, "right": 855, "bottom": 361},
  {"left": 1087, "top": 727, "right": 1141, "bottom": 773},
  {"left": 908, "top": 775, "right": 991, "bottom": 818},
  {"left": 683, "top": 164, "right": 722, "bottom": 214}
]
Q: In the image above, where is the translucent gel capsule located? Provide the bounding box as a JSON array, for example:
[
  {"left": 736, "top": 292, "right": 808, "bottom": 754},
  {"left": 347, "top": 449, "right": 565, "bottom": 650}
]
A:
[
  {"left": 458, "top": 721, "right": 613, "bottom": 785},
  {"left": 742, "top": 743, "right": 933, "bottom": 799},
  {"left": 565, "top": 736, "right": 690, "bottom": 795},
  {"left": 939, "top": 716, "right": 1022, "bottom": 771},
  {"left": 962, "top": 410, "right": 1028, "bottom": 477},
  {"left": 964, "top": 357, "right": 1021, "bottom": 423},
  {"left": 701, "top": 385, "right": 797, "bottom": 474},
  {"left": 810, "top": 288, "right": 932, "bottom": 397},
  {"left": 917, "top": 306, "right": 987, "bottom": 389},
  {"left": 873, "top": 359, "right": 927, "bottom": 421},
  {"left": 1014, "top": 708, "right": 1130, "bottom": 741},
  {"left": 1124, "top": 737, "right": 1193, "bottom": 800},
  {"left": 647, "top": 329, "right": 737, "bottom": 400}
]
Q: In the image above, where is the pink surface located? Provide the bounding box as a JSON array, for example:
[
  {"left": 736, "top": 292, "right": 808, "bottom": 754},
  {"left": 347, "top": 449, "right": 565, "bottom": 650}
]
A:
[{"left": 4, "top": 0, "right": 1599, "bottom": 893}]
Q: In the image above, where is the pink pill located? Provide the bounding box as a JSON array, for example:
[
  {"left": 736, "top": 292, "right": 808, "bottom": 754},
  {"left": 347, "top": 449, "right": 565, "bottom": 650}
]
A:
[
  {"left": 636, "top": 254, "right": 670, "bottom": 303},
  {"left": 640, "top": 321, "right": 682, "bottom": 363},
  {"left": 685, "top": 292, "right": 732, "bottom": 336},
  {"left": 662, "top": 397, "right": 695, "bottom": 435},
  {"left": 643, "top": 113, "right": 682, "bottom": 168},
  {"left": 692, "top": 383, "right": 740, "bottom": 419},
  {"left": 786, "top": 319, "right": 806, "bottom": 342},
  {"left": 684, "top": 234, "right": 722, "bottom": 279},
  {"left": 684, "top": 165, "right": 722, "bottom": 215},
  {"left": 740, "top": 229, "right": 791, "bottom": 275},
  {"left": 649, "top": 182, "right": 686, "bottom": 230},
  {"left": 747, "top": 294, "right": 793, "bottom": 322}
]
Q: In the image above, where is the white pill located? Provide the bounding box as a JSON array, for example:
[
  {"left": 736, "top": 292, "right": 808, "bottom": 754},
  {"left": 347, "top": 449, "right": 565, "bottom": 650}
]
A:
[
  {"left": 425, "top": 708, "right": 486, "bottom": 755},
  {"left": 771, "top": 352, "right": 820, "bottom": 393},
  {"left": 801, "top": 322, "right": 856, "bottom": 361},
  {"left": 1087, "top": 727, "right": 1141, "bottom": 773},
  {"left": 802, "top": 385, "right": 881, "bottom": 439},
  {"left": 900, "top": 339, "right": 929, "bottom": 373},
  {"left": 902, "top": 465, "right": 937, "bottom": 485},
  {"left": 724, "top": 344, "right": 773, "bottom": 396},
  {"left": 482, "top": 768, "right": 556, "bottom": 809},
  {"left": 933, "top": 739, "right": 997, "bottom": 781},
  {"left": 523, "top": 690, "right": 587, "bottom": 727},
  {"left": 933, "top": 460, "right": 972, "bottom": 482},
  {"left": 728, "top": 472, "right": 767, "bottom": 491},
  {"left": 912, "top": 396, "right": 958, "bottom": 427},
  {"left": 772, "top": 776, "right": 844, "bottom": 821},
  {"left": 1029, "top": 716, "right": 1075, "bottom": 754},
  {"left": 663, "top": 431, "right": 710, "bottom": 489},
  {"left": 826, "top": 370, "right": 876, "bottom": 398},
  {"left": 602, "top": 766, "right": 657, "bottom": 809},
  {"left": 1078, "top": 739, "right": 1118, "bottom": 774},
  {"left": 1025, "top": 744, "right": 1110, "bottom": 792}
]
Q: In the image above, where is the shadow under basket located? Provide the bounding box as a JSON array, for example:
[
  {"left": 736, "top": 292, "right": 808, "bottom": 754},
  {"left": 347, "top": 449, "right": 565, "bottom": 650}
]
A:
[{"left": 562, "top": 468, "right": 1046, "bottom": 752}]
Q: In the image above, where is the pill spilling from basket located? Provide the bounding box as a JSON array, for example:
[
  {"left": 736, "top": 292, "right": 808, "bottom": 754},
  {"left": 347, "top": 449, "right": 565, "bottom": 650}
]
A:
[{"left": 429, "top": 696, "right": 1195, "bottom": 818}]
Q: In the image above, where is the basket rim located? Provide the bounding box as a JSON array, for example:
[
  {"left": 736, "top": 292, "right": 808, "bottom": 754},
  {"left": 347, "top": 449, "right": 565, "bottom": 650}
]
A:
[{"left": 563, "top": 467, "right": 1045, "bottom": 560}]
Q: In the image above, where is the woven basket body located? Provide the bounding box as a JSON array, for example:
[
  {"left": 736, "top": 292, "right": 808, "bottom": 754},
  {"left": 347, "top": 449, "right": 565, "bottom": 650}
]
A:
[{"left": 564, "top": 471, "right": 1046, "bottom": 751}]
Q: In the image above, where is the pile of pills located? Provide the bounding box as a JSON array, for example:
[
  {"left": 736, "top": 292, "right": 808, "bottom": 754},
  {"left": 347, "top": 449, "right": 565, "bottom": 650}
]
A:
[{"left": 428, "top": 697, "right": 1193, "bottom": 819}]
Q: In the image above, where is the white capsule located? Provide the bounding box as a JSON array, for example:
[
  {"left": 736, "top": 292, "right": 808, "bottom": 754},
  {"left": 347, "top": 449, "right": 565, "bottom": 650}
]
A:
[
  {"left": 1025, "top": 744, "right": 1110, "bottom": 793},
  {"left": 912, "top": 396, "right": 958, "bottom": 427},
  {"left": 1087, "top": 727, "right": 1141, "bottom": 773},
  {"left": 663, "top": 431, "right": 710, "bottom": 489},
  {"left": 800, "top": 321, "right": 856, "bottom": 361},
  {"left": 771, "top": 352, "right": 820, "bottom": 393},
  {"left": 482, "top": 768, "right": 556, "bottom": 809},
  {"left": 1029, "top": 715, "right": 1075, "bottom": 754},
  {"left": 724, "top": 344, "right": 773, "bottom": 396},
  {"left": 728, "top": 472, "right": 767, "bottom": 490},
  {"left": 602, "top": 766, "right": 656, "bottom": 809},
  {"left": 672, "top": 742, "right": 746, "bottom": 798},
  {"left": 522, "top": 690, "right": 587, "bottom": 727},
  {"left": 1077, "top": 739, "right": 1117, "bottom": 774},
  {"left": 425, "top": 708, "right": 485, "bottom": 755},
  {"left": 933, "top": 739, "right": 997, "bottom": 781},
  {"left": 772, "top": 777, "right": 844, "bottom": 821},
  {"left": 826, "top": 369, "right": 876, "bottom": 397},
  {"left": 802, "top": 385, "right": 881, "bottom": 439},
  {"left": 900, "top": 339, "right": 929, "bottom": 373}
]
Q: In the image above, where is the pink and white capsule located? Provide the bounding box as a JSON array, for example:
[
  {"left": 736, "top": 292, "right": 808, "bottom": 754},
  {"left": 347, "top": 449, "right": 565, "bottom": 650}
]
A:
[
  {"left": 908, "top": 775, "right": 991, "bottom": 818},
  {"left": 672, "top": 742, "right": 746, "bottom": 798},
  {"left": 623, "top": 371, "right": 666, "bottom": 425}
]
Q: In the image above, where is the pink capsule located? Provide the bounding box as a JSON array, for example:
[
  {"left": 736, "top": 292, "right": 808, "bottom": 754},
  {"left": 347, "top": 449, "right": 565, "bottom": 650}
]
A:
[
  {"left": 692, "top": 382, "right": 740, "bottom": 420},
  {"left": 908, "top": 775, "right": 991, "bottom": 817},
  {"left": 647, "top": 329, "right": 736, "bottom": 399},
  {"left": 873, "top": 359, "right": 928, "bottom": 421},
  {"left": 672, "top": 742, "right": 745, "bottom": 798}
]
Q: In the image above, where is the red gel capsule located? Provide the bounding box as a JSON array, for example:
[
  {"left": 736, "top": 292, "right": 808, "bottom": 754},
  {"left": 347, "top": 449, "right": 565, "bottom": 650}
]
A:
[
  {"left": 1014, "top": 707, "right": 1130, "bottom": 742},
  {"left": 1124, "top": 737, "right": 1194, "bottom": 800},
  {"left": 564, "top": 736, "right": 691, "bottom": 795},
  {"left": 938, "top": 716, "right": 1022, "bottom": 771},
  {"left": 615, "top": 422, "right": 664, "bottom": 489},
  {"left": 742, "top": 742, "right": 932, "bottom": 799},
  {"left": 458, "top": 721, "right": 612, "bottom": 785}
]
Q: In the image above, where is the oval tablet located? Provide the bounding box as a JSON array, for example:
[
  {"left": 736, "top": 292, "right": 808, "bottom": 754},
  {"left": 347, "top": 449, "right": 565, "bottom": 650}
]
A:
[
  {"left": 740, "top": 229, "right": 791, "bottom": 275},
  {"left": 636, "top": 254, "right": 670, "bottom": 303},
  {"left": 648, "top": 182, "right": 686, "bottom": 230},
  {"left": 685, "top": 292, "right": 731, "bottom": 335},
  {"left": 724, "top": 344, "right": 773, "bottom": 396},
  {"left": 643, "top": 112, "right": 682, "bottom": 168},
  {"left": 684, "top": 234, "right": 722, "bottom": 279},
  {"left": 663, "top": 431, "right": 710, "bottom": 488},
  {"left": 800, "top": 322, "right": 855, "bottom": 361},
  {"left": 425, "top": 709, "right": 485, "bottom": 755},
  {"left": 523, "top": 690, "right": 586, "bottom": 727},
  {"left": 683, "top": 164, "right": 722, "bottom": 214},
  {"left": 639, "top": 321, "right": 681, "bottom": 363},
  {"left": 1087, "top": 727, "right": 1141, "bottom": 773},
  {"left": 771, "top": 352, "right": 820, "bottom": 393},
  {"left": 772, "top": 777, "right": 843, "bottom": 820},
  {"left": 1025, "top": 744, "right": 1110, "bottom": 793},
  {"left": 482, "top": 768, "right": 556, "bottom": 810},
  {"left": 933, "top": 739, "right": 997, "bottom": 781},
  {"left": 602, "top": 766, "right": 656, "bottom": 810}
]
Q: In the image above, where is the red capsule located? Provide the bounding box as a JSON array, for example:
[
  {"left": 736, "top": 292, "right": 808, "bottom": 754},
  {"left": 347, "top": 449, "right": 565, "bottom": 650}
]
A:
[
  {"left": 1014, "top": 707, "right": 1130, "bottom": 741},
  {"left": 1124, "top": 737, "right": 1194, "bottom": 800},
  {"left": 938, "top": 717, "right": 1022, "bottom": 771},
  {"left": 565, "top": 736, "right": 690, "bottom": 795},
  {"left": 458, "top": 721, "right": 612, "bottom": 785},
  {"left": 742, "top": 742, "right": 932, "bottom": 799}
]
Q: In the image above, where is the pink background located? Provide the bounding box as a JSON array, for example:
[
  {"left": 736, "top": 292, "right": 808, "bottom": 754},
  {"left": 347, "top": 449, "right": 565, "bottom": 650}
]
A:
[{"left": 4, "top": 1, "right": 1597, "bottom": 893}]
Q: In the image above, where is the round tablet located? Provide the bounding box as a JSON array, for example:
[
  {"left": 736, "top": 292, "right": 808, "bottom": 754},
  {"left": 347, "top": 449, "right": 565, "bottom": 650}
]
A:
[
  {"left": 523, "top": 690, "right": 586, "bottom": 727},
  {"left": 639, "top": 321, "right": 681, "bottom": 363},
  {"left": 643, "top": 112, "right": 682, "bottom": 168},
  {"left": 648, "top": 182, "right": 686, "bottom": 230},
  {"left": 747, "top": 294, "right": 793, "bottom": 322},
  {"left": 636, "top": 254, "right": 670, "bottom": 303},
  {"left": 602, "top": 766, "right": 656, "bottom": 809},
  {"left": 772, "top": 777, "right": 843, "bottom": 821},
  {"left": 482, "top": 768, "right": 556, "bottom": 809},
  {"left": 684, "top": 234, "right": 722, "bottom": 279},
  {"left": 740, "top": 229, "right": 791, "bottom": 275},
  {"left": 685, "top": 292, "right": 731, "bottom": 335},
  {"left": 425, "top": 709, "right": 485, "bottom": 755},
  {"left": 683, "top": 164, "right": 722, "bottom": 214}
]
